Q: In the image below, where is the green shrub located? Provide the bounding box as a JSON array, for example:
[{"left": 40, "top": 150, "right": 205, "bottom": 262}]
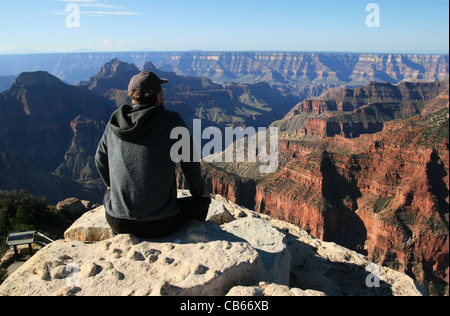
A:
[
  {"left": 0, "top": 190, "right": 66, "bottom": 258},
  {"left": 0, "top": 268, "right": 7, "bottom": 285}
]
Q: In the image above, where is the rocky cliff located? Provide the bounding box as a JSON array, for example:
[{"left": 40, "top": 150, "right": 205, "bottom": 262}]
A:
[
  {"left": 0, "top": 71, "right": 115, "bottom": 171},
  {"left": 83, "top": 59, "right": 300, "bottom": 128},
  {"left": 0, "top": 71, "right": 116, "bottom": 203},
  {"left": 273, "top": 80, "right": 449, "bottom": 139},
  {"left": 157, "top": 52, "right": 449, "bottom": 88},
  {"left": 291, "top": 81, "right": 445, "bottom": 115},
  {"left": 200, "top": 85, "right": 449, "bottom": 294},
  {"left": 55, "top": 116, "right": 107, "bottom": 181},
  {"left": 255, "top": 108, "right": 449, "bottom": 294},
  {"left": 0, "top": 192, "right": 425, "bottom": 296},
  {"left": 81, "top": 58, "right": 140, "bottom": 95}
]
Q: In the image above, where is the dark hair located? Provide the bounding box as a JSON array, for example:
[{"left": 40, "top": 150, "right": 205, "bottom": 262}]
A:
[{"left": 128, "top": 86, "right": 161, "bottom": 105}]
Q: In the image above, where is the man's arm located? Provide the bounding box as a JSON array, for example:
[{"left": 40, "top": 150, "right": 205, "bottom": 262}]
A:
[
  {"left": 95, "top": 128, "right": 111, "bottom": 187},
  {"left": 175, "top": 114, "right": 208, "bottom": 198},
  {"left": 180, "top": 159, "right": 206, "bottom": 198}
]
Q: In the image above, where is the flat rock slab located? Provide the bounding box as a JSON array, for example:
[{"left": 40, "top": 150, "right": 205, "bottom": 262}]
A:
[
  {"left": 1, "top": 193, "right": 427, "bottom": 297},
  {"left": 227, "top": 282, "right": 326, "bottom": 297},
  {"left": 222, "top": 218, "right": 291, "bottom": 285},
  {"left": 0, "top": 234, "right": 262, "bottom": 296}
]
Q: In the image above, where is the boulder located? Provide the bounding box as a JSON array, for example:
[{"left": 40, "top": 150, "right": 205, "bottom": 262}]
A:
[
  {"left": 222, "top": 218, "right": 291, "bottom": 285},
  {"left": 56, "top": 198, "right": 89, "bottom": 220},
  {"left": 226, "top": 282, "right": 326, "bottom": 297},
  {"left": 63, "top": 194, "right": 238, "bottom": 242},
  {"left": 206, "top": 198, "right": 235, "bottom": 225},
  {"left": 64, "top": 206, "right": 113, "bottom": 242}
]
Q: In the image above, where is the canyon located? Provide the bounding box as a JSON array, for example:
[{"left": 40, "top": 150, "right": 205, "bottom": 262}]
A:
[
  {"left": 201, "top": 83, "right": 449, "bottom": 294},
  {"left": 256, "top": 109, "right": 449, "bottom": 285},
  {"left": 0, "top": 71, "right": 116, "bottom": 202},
  {"left": 86, "top": 58, "right": 300, "bottom": 129},
  {"left": 0, "top": 59, "right": 300, "bottom": 204},
  {"left": 273, "top": 80, "right": 449, "bottom": 138},
  {"left": 0, "top": 55, "right": 448, "bottom": 294}
]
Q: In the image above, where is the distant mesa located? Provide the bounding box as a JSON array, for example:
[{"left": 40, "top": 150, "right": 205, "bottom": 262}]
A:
[{"left": 0, "top": 52, "right": 447, "bottom": 88}]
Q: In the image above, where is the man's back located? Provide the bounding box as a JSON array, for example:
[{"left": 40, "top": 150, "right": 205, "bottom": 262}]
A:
[{"left": 96, "top": 104, "right": 204, "bottom": 222}]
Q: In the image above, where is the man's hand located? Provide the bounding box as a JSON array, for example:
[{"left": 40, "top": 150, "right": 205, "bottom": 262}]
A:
[{"left": 200, "top": 191, "right": 212, "bottom": 204}]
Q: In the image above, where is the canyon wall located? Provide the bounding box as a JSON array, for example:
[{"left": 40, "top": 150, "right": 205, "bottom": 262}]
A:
[
  {"left": 274, "top": 80, "right": 449, "bottom": 139},
  {"left": 0, "top": 52, "right": 447, "bottom": 88},
  {"left": 200, "top": 81, "right": 449, "bottom": 293},
  {"left": 254, "top": 108, "right": 449, "bottom": 292},
  {"left": 155, "top": 52, "right": 449, "bottom": 88},
  {"left": 0, "top": 71, "right": 115, "bottom": 203}
]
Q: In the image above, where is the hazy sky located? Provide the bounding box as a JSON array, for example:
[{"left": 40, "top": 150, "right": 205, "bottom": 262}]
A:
[{"left": 0, "top": 0, "right": 448, "bottom": 54}]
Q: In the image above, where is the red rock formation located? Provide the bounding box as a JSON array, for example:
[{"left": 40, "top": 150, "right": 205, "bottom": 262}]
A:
[
  {"left": 276, "top": 81, "right": 449, "bottom": 140},
  {"left": 255, "top": 108, "right": 449, "bottom": 292},
  {"left": 291, "top": 81, "right": 446, "bottom": 115},
  {"left": 195, "top": 80, "right": 449, "bottom": 293}
]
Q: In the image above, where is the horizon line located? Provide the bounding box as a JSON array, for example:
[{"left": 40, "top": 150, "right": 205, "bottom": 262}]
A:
[{"left": 0, "top": 50, "right": 449, "bottom": 56}]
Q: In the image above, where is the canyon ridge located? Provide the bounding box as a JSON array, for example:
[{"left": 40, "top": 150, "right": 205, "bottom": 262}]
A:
[{"left": 0, "top": 54, "right": 448, "bottom": 295}]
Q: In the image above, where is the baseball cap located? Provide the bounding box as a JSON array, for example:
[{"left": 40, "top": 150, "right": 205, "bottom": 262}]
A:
[{"left": 128, "top": 71, "right": 169, "bottom": 96}]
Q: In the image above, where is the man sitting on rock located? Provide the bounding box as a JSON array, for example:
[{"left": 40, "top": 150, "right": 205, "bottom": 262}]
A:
[{"left": 95, "top": 71, "right": 211, "bottom": 239}]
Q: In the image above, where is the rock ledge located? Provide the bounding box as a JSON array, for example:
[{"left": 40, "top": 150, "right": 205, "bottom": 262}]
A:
[{"left": 0, "top": 193, "right": 426, "bottom": 296}]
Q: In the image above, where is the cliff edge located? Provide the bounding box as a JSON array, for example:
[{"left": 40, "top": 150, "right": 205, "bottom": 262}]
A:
[{"left": 0, "top": 192, "right": 425, "bottom": 296}]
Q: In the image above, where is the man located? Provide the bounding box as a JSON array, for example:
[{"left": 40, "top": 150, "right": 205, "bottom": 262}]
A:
[{"left": 95, "top": 71, "right": 211, "bottom": 239}]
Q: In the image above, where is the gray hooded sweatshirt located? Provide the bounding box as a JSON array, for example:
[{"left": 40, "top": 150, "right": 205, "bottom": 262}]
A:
[{"left": 95, "top": 104, "right": 205, "bottom": 221}]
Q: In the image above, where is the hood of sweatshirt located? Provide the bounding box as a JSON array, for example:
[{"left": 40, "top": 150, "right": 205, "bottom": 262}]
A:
[{"left": 110, "top": 104, "right": 164, "bottom": 141}]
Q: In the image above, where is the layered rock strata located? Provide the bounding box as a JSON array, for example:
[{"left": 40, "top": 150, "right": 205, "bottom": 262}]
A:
[{"left": 255, "top": 108, "right": 449, "bottom": 292}]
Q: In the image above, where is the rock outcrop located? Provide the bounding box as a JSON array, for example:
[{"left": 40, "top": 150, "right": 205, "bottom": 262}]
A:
[
  {"left": 200, "top": 79, "right": 449, "bottom": 294},
  {"left": 255, "top": 108, "right": 449, "bottom": 294},
  {"left": 274, "top": 80, "right": 449, "bottom": 139},
  {"left": 0, "top": 193, "right": 425, "bottom": 296},
  {"left": 82, "top": 58, "right": 140, "bottom": 95},
  {"left": 55, "top": 116, "right": 107, "bottom": 182},
  {"left": 84, "top": 59, "right": 300, "bottom": 129},
  {"left": 0, "top": 72, "right": 115, "bottom": 171},
  {"left": 292, "top": 81, "right": 446, "bottom": 115},
  {"left": 56, "top": 197, "right": 99, "bottom": 221}
]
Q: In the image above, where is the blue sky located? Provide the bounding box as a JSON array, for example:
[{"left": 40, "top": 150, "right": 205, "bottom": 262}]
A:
[{"left": 0, "top": 0, "right": 448, "bottom": 54}]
